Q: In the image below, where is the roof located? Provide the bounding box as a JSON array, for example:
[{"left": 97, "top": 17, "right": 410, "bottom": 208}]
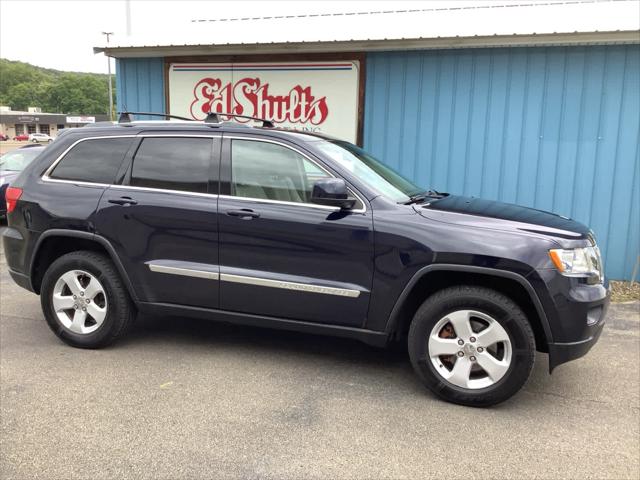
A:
[
  {"left": 96, "top": 0, "right": 640, "bottom": 58},
  {"left": 57, "top": 120, "right": 335, "bottom": 143}
]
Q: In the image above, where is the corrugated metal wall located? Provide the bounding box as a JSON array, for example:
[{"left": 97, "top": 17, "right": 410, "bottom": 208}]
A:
[
  {"left": 364, "top": 45, "right": 640, "bottom": 280},
  {"left": 115, "top": 58, "right": 165, "bottom": 116},
  {"left": 115, "top": 46, "right": 639, "bottom": 280}
]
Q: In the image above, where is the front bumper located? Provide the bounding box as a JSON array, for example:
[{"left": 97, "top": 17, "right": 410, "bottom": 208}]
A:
[
  {"left": 541, "top": 272, "right": 611, "bottom": 372},
  {"left": 547, "top": 313, "right": 607, "bottom": 372},
  {"left": 8, "top": 268, "right": 33, "bottom": 292}
]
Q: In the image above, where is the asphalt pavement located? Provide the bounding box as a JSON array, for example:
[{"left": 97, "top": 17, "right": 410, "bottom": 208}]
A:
[{"left": 1, "top": 226, "right": 639, "bottom": 479}]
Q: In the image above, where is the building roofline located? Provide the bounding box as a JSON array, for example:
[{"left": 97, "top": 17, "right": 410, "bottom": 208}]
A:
[
  {"left": 95, "top": 30, "right": 640, "bottom": 58},
  {"left": 189, "top": 2, "right": 613, "bottom": 25}
]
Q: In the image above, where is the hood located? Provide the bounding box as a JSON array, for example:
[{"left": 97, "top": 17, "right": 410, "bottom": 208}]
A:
[{"left": 416, "top": 195, "right": 592, "bottom": 241}]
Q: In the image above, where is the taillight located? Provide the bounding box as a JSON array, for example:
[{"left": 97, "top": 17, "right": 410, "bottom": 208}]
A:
[{"left": 5, "top": 187, "right": 23, "bottom": 213}]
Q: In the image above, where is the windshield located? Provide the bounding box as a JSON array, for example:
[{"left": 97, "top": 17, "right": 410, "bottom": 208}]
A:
[
  {"left": 315, "top": 140, "right": 422, "bottom": 203},
  {"left": 0, "top": 148, "right": 42, "bottom": 171}
]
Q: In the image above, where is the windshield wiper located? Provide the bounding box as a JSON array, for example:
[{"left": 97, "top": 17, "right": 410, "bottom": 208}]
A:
[
  {"left": 404, "top": 194, "right": 427, "bottom": 205},
  {"left": 403, "top": 189, "right": 446, "bottom": 205}
]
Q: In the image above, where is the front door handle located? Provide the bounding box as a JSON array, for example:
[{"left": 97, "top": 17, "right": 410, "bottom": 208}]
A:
[
  {"left": 108, "top": 196, "right": 138, "bottom": 206},
  {"left": 226, "top": 209, "right": 260, "bottom": 219}
]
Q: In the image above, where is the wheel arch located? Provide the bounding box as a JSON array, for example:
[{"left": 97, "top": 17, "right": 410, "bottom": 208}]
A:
[
  {"left": 385, "top": 265, "right": 553, "bottom": 352},
  {"left": 29, "top": 229, "right": 138, "bottom": 302}
]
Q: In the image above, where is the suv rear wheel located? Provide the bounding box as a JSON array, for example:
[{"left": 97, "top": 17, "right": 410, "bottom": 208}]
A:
[
  {"left": 408, "top": 286, "right": 535, "bottom": 407},
  {"left": 40, "top": 251, "right": 134, "bottom": 348}
]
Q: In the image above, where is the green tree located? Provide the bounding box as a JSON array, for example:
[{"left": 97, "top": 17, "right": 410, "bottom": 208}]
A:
[
  {"left": 0, "top": 58, "right": 115, "bottom": 114},
  {"left": 3, "top": 82, "right": 43, "bottom": 111}
]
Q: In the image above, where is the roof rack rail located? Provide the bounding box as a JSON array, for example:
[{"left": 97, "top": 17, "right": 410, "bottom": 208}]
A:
[
  {"left": 115, "top": 110, "right": 276, "bottom": 128},
  {"left": 117, "top": 111, "right": 194, "bottom": 123},
  {"left": 204, "top": 112, "right": 275, "bottom": 128}
]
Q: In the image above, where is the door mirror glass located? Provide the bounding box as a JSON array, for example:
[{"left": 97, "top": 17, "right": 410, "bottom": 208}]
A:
[{"left": 310, "top": 178, "right": 356, "bottom": 209}]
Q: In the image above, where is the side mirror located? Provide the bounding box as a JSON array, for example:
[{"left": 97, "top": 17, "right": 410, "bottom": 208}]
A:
[{"left": 310, "top": 178, "right": 356, "bottom": 209}]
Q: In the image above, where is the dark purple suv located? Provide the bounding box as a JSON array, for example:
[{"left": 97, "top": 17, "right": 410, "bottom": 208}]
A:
[{"left": 1, "top": 113, "right": 610, "bottom": 407}]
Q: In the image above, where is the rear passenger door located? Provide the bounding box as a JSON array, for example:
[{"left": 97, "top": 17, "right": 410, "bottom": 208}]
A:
[{"left": 94, "top": 134, "right": 221, "bottom": 309}]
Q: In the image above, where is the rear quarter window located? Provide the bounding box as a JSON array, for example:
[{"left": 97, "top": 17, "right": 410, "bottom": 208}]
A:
[{"left": 48, "top": 137, "right": 132, "bottom": 184}]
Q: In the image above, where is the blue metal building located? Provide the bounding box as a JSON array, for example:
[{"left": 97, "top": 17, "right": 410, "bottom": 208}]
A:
[
  {"left": 363, "top": 45, "right": 640, "bottom": 281},
  {"left": 98, "top": 3, "right": 640, "bottom": 280}
]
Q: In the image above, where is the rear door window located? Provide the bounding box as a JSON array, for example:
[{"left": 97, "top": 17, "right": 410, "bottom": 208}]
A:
[
  {"left": 49, "top": 137, "right": 133, "bottom": 184},
  {"left": 128, "top": 137, "right": 212, "bottom": 193}
]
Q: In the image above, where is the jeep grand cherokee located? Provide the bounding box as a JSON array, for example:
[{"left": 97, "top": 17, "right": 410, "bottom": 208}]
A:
[{"left": 2, "top": 112, "right": 610, "bottom": 406}]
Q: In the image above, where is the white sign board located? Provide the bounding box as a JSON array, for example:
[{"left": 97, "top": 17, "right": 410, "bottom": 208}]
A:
[
  {"left": 168, "top": 61, "right": 360, "bottom": 143},
  {"left": 66, "top": 116, "right": 95, "bottom": 123}
]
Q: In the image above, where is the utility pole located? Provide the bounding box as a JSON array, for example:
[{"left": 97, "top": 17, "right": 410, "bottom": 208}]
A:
[
  {"left": 102, "top": 31, "right": 114, "bottom": 121},
  {"left": 125, "top": 0, "right": 132, "bottom": 36}
]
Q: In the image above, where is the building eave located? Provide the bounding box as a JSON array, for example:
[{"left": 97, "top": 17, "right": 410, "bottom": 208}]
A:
[{"left": 94, "top": 31, "right": 640, "bottom": 58}]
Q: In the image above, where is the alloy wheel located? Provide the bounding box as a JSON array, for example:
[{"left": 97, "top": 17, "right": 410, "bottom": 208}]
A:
[
  {"left": 51, "top": 270, "right": 108, "bottom": 334},
  {"left": 428, "top": 310, "right": 512, "bottom": 389}
]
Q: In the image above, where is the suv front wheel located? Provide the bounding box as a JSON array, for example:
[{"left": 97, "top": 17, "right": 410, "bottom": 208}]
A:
[
  {"left": 40, "top": 251, "right": 134, "bottom": 348},
  {"left": 408, "top": 286, "right": 535, "bottom": 407}
]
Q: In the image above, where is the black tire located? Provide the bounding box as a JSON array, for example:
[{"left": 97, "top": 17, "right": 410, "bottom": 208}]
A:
[
  {"left": 40, "top": 250, "right": 134, "bottom": 348},
  {"left": 408, "top": 286, "right": 535, "bottom": 407}
]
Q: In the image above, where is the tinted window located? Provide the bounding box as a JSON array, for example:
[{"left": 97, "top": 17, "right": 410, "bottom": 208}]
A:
[
  {"left": 231, "top": 140, "right": 330, "bottom": 203},
  {"left": 50, "top": 138, "right": 132, "bottom": 184},
  {"left": 130, "top": 138, "right": 212, "bottom": 193}
]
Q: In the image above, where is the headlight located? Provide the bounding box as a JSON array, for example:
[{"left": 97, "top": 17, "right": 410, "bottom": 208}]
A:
[{"left": 549, "top": 246, "right": 603, "bottom": 279}]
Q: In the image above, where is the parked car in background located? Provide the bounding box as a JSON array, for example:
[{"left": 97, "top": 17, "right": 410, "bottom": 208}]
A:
[
  {"left": 0, "top": 133, "right": 9, "bottom": 141},
  {"left": 13, "top": 133, "right": 29, "bottom": 141},
  {"left": 28, "top": 133, "right": 53, "bottom": 143},
  {"left": 0, "top": 145, "right": 45, "bottom": 218}
]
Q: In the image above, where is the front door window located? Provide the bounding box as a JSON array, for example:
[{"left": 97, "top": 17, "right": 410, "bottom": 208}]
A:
[{"left": 230, "top": 139, "right": 330, "bottom": 203}]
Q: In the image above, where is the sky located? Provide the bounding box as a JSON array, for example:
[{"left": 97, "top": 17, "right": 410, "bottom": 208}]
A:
[
  {"left": 0, "top": 0, "right": 512, "bottom": 74},
  {"left": 1, "top": 0, "right": 635, "bottom": 74}
]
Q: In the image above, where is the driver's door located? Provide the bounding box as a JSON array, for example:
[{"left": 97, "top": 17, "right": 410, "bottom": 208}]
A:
[{"left": 217, "top": 135, "right": 374, "bottom": 327}]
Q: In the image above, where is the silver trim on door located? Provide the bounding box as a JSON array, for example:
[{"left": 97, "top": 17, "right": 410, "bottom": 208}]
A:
[
  {"left": 220, "top": 273, "right": 361, "bottom": 298},
  {"left": 147, "top": 262, "right": 362, "bottom": 297},
  {"left": 148, "top": 263, "right": 219, "bottom": 280}
]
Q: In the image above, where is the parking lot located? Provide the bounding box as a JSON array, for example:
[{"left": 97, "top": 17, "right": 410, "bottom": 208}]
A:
[{"left": 0, "top": 228, "right": 638, "bottom": 480}]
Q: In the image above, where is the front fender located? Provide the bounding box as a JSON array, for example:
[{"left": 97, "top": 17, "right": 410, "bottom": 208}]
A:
[{"left": 384, "top": 263, "right": 554, "bottom": 347}]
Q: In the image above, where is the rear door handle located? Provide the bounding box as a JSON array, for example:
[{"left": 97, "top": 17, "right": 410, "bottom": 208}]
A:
[
  {"left": 226, "top": 209, "right": 260, "bottom": 219},
  {"left": 108, "top": 196, "right": 138, "bottom": 206}
]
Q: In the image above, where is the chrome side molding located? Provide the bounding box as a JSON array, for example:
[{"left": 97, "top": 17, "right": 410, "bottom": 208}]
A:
[
  {"left": 147, "top": 262, "right": 361, "bottom": 298},
  {"left": 148, "top": 263, "right": 219, "bottom": 280},
  {"left": 220, "top": 273, "right": 361, "bottom": 298}
]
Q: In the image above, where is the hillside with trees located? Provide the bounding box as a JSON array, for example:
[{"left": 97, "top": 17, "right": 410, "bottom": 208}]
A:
[{"left": 0, "top": 58, "right": 115, "bottom": 114}]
